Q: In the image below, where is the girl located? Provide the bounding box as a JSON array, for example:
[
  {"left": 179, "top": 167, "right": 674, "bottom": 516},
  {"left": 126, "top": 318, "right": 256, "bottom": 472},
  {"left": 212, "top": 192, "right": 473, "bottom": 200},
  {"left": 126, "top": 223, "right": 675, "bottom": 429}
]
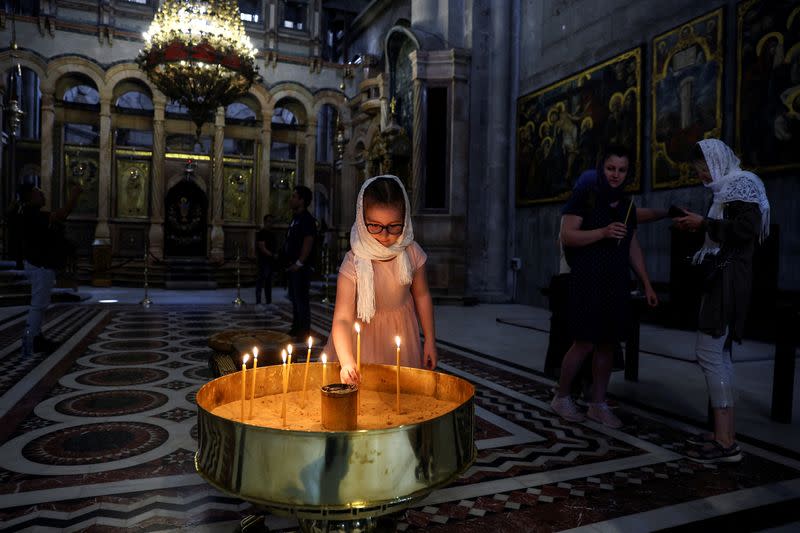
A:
[
  {"left": 551, "top": 145, "right": 658, "bottom": 428},
  {"left": 673, "top": 139, "right": 770, "bottom": 463},
  {"left": 329, "top": 175, "right": 437, "bottom": 384}
]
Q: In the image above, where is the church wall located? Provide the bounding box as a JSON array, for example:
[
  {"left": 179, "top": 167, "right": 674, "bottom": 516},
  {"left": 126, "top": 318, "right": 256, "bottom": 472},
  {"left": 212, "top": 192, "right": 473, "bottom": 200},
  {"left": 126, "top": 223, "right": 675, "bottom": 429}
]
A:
[
  {"left": 348, "top": 0, "right": 411, "bottom": 60},
  {"left": 514, "top": 0, "right": 800, "bottom": 306}
]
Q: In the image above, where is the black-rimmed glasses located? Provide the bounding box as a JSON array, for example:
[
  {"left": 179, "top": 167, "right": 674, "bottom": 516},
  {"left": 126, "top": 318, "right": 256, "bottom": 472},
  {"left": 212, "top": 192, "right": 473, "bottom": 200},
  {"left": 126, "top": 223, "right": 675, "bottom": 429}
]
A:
[{"left": 365, "top": 223, "right": 404, "bottom": 235}]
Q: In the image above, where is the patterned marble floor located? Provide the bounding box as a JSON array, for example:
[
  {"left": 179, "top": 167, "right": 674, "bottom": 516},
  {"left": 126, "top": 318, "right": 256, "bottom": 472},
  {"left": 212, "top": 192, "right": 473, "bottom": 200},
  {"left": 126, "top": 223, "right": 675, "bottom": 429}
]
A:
[{"left": 0, "top": 302, "right": 798, "bottom": 532}]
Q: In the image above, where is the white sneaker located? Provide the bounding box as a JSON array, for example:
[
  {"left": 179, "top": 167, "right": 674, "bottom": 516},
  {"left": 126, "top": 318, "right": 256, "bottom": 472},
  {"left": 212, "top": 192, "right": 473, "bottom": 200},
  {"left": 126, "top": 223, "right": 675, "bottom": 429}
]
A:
[
  {"left": 587, "top": 402, "right": 623, "bottom": 429},
  {"left": 550, "top": 394, "right": 585, "bottom": 422}
]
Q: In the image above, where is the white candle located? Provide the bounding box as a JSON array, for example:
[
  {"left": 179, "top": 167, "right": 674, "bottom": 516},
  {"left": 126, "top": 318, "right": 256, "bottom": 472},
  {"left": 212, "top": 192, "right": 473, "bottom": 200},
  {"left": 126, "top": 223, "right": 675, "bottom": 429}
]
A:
[
  {"left": 249, "top": 347, "right": 258, "bottom": 419},
  {"left": 241, "top": 353, "right": 249, "bottom": 421},
  {"left": 395, "top": 336, "right": 401, "bottom": 414},
  {"left": 301, "top": 336, "right": 313, "bottom": 407},
  {"left": 354, "top": 322, "right": 361, "bottom": 372},
  {"left": 280, "top": 349, "right": 288, "bottom": 425}
]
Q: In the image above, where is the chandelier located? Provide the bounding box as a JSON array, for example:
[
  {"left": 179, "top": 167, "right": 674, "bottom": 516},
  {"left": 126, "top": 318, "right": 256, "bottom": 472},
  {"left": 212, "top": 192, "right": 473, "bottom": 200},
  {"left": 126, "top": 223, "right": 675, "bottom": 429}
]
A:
[{"left": 137, "top": 0, "right": 259, "bottom": 139}]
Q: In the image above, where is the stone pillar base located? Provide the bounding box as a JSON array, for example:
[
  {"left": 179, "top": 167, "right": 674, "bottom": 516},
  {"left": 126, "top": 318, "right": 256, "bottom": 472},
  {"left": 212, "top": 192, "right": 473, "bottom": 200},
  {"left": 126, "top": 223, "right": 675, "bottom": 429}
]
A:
[
  {"left": 148, "top": 222, "right": 164, "bottom": 260},
  {"left": 91, "top": 239, "right": 113, "bottom": 287},
  {"left": 209, "top": 224, "right": 224, "bottom": 263}
]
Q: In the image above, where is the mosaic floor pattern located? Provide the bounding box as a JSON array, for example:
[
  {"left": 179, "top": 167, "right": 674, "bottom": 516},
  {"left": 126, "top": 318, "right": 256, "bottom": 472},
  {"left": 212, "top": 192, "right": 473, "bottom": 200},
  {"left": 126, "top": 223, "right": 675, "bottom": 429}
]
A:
[{"left": 0, "top": 303, "right": 798, "bottom": 532}]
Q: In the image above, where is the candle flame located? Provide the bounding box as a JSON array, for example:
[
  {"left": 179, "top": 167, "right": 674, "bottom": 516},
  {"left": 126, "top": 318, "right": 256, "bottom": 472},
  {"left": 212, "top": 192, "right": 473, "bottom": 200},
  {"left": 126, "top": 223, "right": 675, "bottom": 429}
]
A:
[
  {"left": 354, "top": 322, "right": 361, "bottom": 333},
  {"left": 287, "top": 344, "right": 293, "bottom": 356},
  {"left": 321, "top": 353, "right": 327, "bottom": 364},
  {"left": 308, "top": 336, "right": 313, "bottom": 348},
  {"left": 242, "top": 353, "right": 250, "bottom": 365},
  {"left": 395, "top": 336, "right": 401, "bottom": 347},
  {"left": 252, "top": 346, "right": 258, "bottom": 359},
  {"left": 281, "top": 349, "right": 287, "bottom": 364}
]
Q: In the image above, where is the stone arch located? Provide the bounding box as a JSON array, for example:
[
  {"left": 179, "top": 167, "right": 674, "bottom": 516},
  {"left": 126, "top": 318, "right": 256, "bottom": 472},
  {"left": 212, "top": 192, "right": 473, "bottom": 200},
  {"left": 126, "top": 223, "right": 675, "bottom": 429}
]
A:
[
  {"left": 267, "top": 82, "right": 314, "bottom": 123},
  {"left": 103, "top": 63, "right": 157, "bottom": 103},
  {"left": 312, "top": 89, "right": 351, "bottom": 126},
  {"left": 0, "top": 50, "right": 47, "bottom": 82},
  {"left": 42, "top": 56, "right": 105, "bottom": 97},
  {"left": 247, "top": 83, "right": 273, "bottom": 122},
  {"left": 383, "top": 25, "right": 421, "bottom": 74}
]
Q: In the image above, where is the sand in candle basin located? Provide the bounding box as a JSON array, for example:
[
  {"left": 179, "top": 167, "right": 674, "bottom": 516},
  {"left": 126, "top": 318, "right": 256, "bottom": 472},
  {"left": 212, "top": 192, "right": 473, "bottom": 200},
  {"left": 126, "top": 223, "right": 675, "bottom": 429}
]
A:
[{"left": 211, "top": 389, "right": 459, "bottom": 431}]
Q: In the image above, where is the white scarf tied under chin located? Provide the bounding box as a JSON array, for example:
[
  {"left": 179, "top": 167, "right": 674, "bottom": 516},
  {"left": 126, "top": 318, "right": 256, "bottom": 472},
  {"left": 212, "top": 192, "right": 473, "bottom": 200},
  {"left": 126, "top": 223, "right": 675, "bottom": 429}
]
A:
[
  {"left": 350, "top": 175, "right": 414, "bottom": 323},
  {"left": 693, "top": 139, "right": 771, "bottom": 265}
]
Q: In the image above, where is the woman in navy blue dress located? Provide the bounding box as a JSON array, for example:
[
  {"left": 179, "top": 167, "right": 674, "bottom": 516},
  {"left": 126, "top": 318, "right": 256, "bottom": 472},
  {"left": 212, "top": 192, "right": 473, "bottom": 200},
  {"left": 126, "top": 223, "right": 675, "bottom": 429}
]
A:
[{"left": 550, "top": 145, "right": 658, "bottom": 428}]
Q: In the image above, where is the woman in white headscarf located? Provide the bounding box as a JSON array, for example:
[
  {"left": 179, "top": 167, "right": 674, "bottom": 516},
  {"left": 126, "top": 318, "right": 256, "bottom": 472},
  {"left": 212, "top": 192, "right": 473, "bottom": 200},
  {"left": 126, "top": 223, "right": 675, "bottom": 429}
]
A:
[
  {"left": 327, "top": 176, "right": 437, "bottom": 385},
  {"left": 673, "top": 139, "right": 770, "bottom": 464}
]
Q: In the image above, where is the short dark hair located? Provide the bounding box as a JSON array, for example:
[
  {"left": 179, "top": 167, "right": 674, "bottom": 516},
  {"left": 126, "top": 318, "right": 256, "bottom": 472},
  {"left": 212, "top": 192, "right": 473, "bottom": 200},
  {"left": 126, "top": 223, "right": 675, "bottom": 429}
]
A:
[
  {"left": 363, "top": 177, "right": 406, "bottom": 218},
  {"left": 294, "top": 185, "right": 312, "bottom": 208},
  {"left": 599, "top": 144, "right": 631, "bottom": 165},
  {"left": 17, "top": 183, "right": 36, "bottom": 203},
  {"left": 263, "top": 213, "right": 273, "bottom": 222},
  {"left": 689, "top": 143, "right": 705, "bottom": 164}
]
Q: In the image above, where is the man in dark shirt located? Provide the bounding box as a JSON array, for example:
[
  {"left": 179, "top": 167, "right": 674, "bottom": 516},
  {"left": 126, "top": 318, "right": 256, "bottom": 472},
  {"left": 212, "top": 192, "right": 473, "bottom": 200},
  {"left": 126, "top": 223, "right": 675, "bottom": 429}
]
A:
[
  {"left": 284, "top": 185, "right": 316, "bottom": 340},
  {"left": 17, "top": 182, "right": 82, "bottom": 353},
  {"left": 255, "top": 214, "right": 276, "bottom": 308}
]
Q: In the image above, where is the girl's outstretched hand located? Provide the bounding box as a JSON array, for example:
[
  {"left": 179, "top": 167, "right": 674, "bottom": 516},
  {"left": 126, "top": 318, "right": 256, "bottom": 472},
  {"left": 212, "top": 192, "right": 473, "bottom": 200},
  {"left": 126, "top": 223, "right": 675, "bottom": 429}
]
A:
[
  {"left": 340, "top": 364, "right": 360, "bottom": 385},
  {"left": 423, "top": 338, "right": 438, "bottom": 370}
]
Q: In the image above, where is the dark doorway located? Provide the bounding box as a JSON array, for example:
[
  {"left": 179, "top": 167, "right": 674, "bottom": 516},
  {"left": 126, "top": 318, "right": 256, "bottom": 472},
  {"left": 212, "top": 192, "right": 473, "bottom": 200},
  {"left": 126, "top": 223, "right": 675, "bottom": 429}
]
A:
[{"left": 164, "top": 181, "right": 208, "bottom": 257}]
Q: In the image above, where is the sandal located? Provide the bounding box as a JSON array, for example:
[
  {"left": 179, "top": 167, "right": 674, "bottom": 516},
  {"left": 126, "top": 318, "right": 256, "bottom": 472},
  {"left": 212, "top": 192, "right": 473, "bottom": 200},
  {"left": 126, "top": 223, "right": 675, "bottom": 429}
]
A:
[
  {"left": 685, "top": 440, "right": 742, "bottom": 463},
  {"left": 685, "top": 431, "right": 715, "bottom": 447}
]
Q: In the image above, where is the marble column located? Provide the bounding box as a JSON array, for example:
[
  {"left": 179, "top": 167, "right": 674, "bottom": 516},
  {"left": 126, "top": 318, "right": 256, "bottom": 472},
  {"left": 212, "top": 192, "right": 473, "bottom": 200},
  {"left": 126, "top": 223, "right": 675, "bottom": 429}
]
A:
[
  {"left": 95, "top": 97, "right": 112, "bottom": 242},
  {"left": 482, "top": 6, "right": 512, "bottom": 299},
  {"left": 410, "top": 78, "right": 423, "bottom": 213},
  {"left": 148, "top": 98, "right": 166, "bottom": 259},
  {"left": 259, "top": 123, "right": 272, "bottom": 221},
  {"left": 304, "top": 119, "right": 317, "bottom": 188},
  {"left": 209, "top": 107, "right": 226, "bottom": 262},
  {"left": 39, "top": 91, "right": 55, "bottom": 210}
]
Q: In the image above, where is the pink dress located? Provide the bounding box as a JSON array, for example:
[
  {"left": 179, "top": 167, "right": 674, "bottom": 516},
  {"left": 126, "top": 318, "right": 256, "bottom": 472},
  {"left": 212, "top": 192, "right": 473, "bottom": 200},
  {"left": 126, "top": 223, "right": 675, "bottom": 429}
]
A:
[{"left": 329, "top": 242, "right": 427, "bottom": 368}]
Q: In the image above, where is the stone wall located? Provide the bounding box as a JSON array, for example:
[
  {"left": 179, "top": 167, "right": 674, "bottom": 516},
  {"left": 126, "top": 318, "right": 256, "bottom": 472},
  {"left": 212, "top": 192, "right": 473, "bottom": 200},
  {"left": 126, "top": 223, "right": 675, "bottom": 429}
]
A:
[{"left": 515, "top": 0, "right": 800, "bottom": 306}]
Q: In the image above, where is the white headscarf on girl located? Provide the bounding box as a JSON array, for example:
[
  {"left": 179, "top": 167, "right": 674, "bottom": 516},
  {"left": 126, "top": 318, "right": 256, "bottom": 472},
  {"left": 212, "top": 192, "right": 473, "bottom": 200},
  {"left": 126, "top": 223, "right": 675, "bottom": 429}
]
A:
[
  {"left": 350, "top": 175, "right": 415, "bottom": 323},
  {"left": 692, "top": 139, "right": 770, "bottom": 264}
]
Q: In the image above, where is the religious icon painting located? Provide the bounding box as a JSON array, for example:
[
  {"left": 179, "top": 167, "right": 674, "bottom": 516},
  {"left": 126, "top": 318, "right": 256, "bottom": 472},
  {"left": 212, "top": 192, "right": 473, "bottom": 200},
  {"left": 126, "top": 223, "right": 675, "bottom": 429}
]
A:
[
  {"left": 64, "top": 150, "right": 99, "bottom": 217},
  {"left": 516, "top": 47, "right": 642, "bottom": 205},
  {"left": 115, "top": 159, "right": 150, "bottom": 218},
  {"left": 223, "top": 164, "right": 253, "bottom": 222},
  {"left": 651, "top": 8, "right": 724, "bottom": 189},
  {"left": 737, "top": 0, "right": 800, "bottom": 173}
]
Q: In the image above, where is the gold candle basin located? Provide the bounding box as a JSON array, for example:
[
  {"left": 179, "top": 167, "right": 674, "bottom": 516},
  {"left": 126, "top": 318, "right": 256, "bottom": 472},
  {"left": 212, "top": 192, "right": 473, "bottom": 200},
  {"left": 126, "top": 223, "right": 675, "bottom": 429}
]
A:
[{"left": 195, "top": 363, "right": 476, "bottom": 523}]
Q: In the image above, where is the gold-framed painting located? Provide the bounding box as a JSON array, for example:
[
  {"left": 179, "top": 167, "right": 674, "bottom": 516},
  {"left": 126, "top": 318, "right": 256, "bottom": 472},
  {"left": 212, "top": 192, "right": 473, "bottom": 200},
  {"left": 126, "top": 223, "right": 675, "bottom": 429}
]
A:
[
  {"left": 736, "top": 0, "right": 800, "bottom": 173},
  {"left": 115, "top": 159, "right": 150, "bottom": 218},
  {"left": 223, "top": 162, "right": 253, "bottom": 221},
  {"left": 64, "top": 148, "right": 99, "bottom": 216},
  {"left": 652, "top": 8, "right": 724, "bottom": 189},
  {"left": 516, "top": 47, "right": 642, "bottom": 205}
]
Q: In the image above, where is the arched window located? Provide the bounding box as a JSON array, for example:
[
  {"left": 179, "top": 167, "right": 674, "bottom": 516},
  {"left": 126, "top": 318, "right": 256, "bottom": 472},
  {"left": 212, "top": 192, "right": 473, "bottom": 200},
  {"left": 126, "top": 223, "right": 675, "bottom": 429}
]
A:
[
  {"left": 387, "top": 30, "right": 416, "bottom": 136},
  {"left": 115, "top": 90, "right": 154, "bottom": 113},
  {"left": 316, "top": 104, "right": 338, "bottom": 163},
  {"left": 225, "top": 101, "right": 258, "bottom": 125},
  {"left": 272, "top": 106, "right": 298, "bottom": 125},
  {"left": 62, "top": 85, "right": 100, "bottom": 106}
]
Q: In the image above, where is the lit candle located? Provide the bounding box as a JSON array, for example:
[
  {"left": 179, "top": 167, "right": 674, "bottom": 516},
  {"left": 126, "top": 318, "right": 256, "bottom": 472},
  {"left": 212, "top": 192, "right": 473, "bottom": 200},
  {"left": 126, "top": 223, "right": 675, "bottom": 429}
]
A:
[
  {"left": 280, "top": 349, "right": 288, "bottom": 425},
  {"left": 321, "top": 352, "right": 327, "bottom": 387},
  {"left": 395, "top": 336, "right": 401, "bottom": 414},
  {"left": 354, "top": 322, "right": 361, "bottom": 372},
  {"left": 354, "top": 322, "right": 362, "bottom": 416},
  {"left": 301, "top": 336, "right": 313, "bottom": 407},
  {"left": 241, "top": 353, "right": 250, "bottom": 421},
  {"left": 249, "top": 347, "right": 258, "bottom": 419}
]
